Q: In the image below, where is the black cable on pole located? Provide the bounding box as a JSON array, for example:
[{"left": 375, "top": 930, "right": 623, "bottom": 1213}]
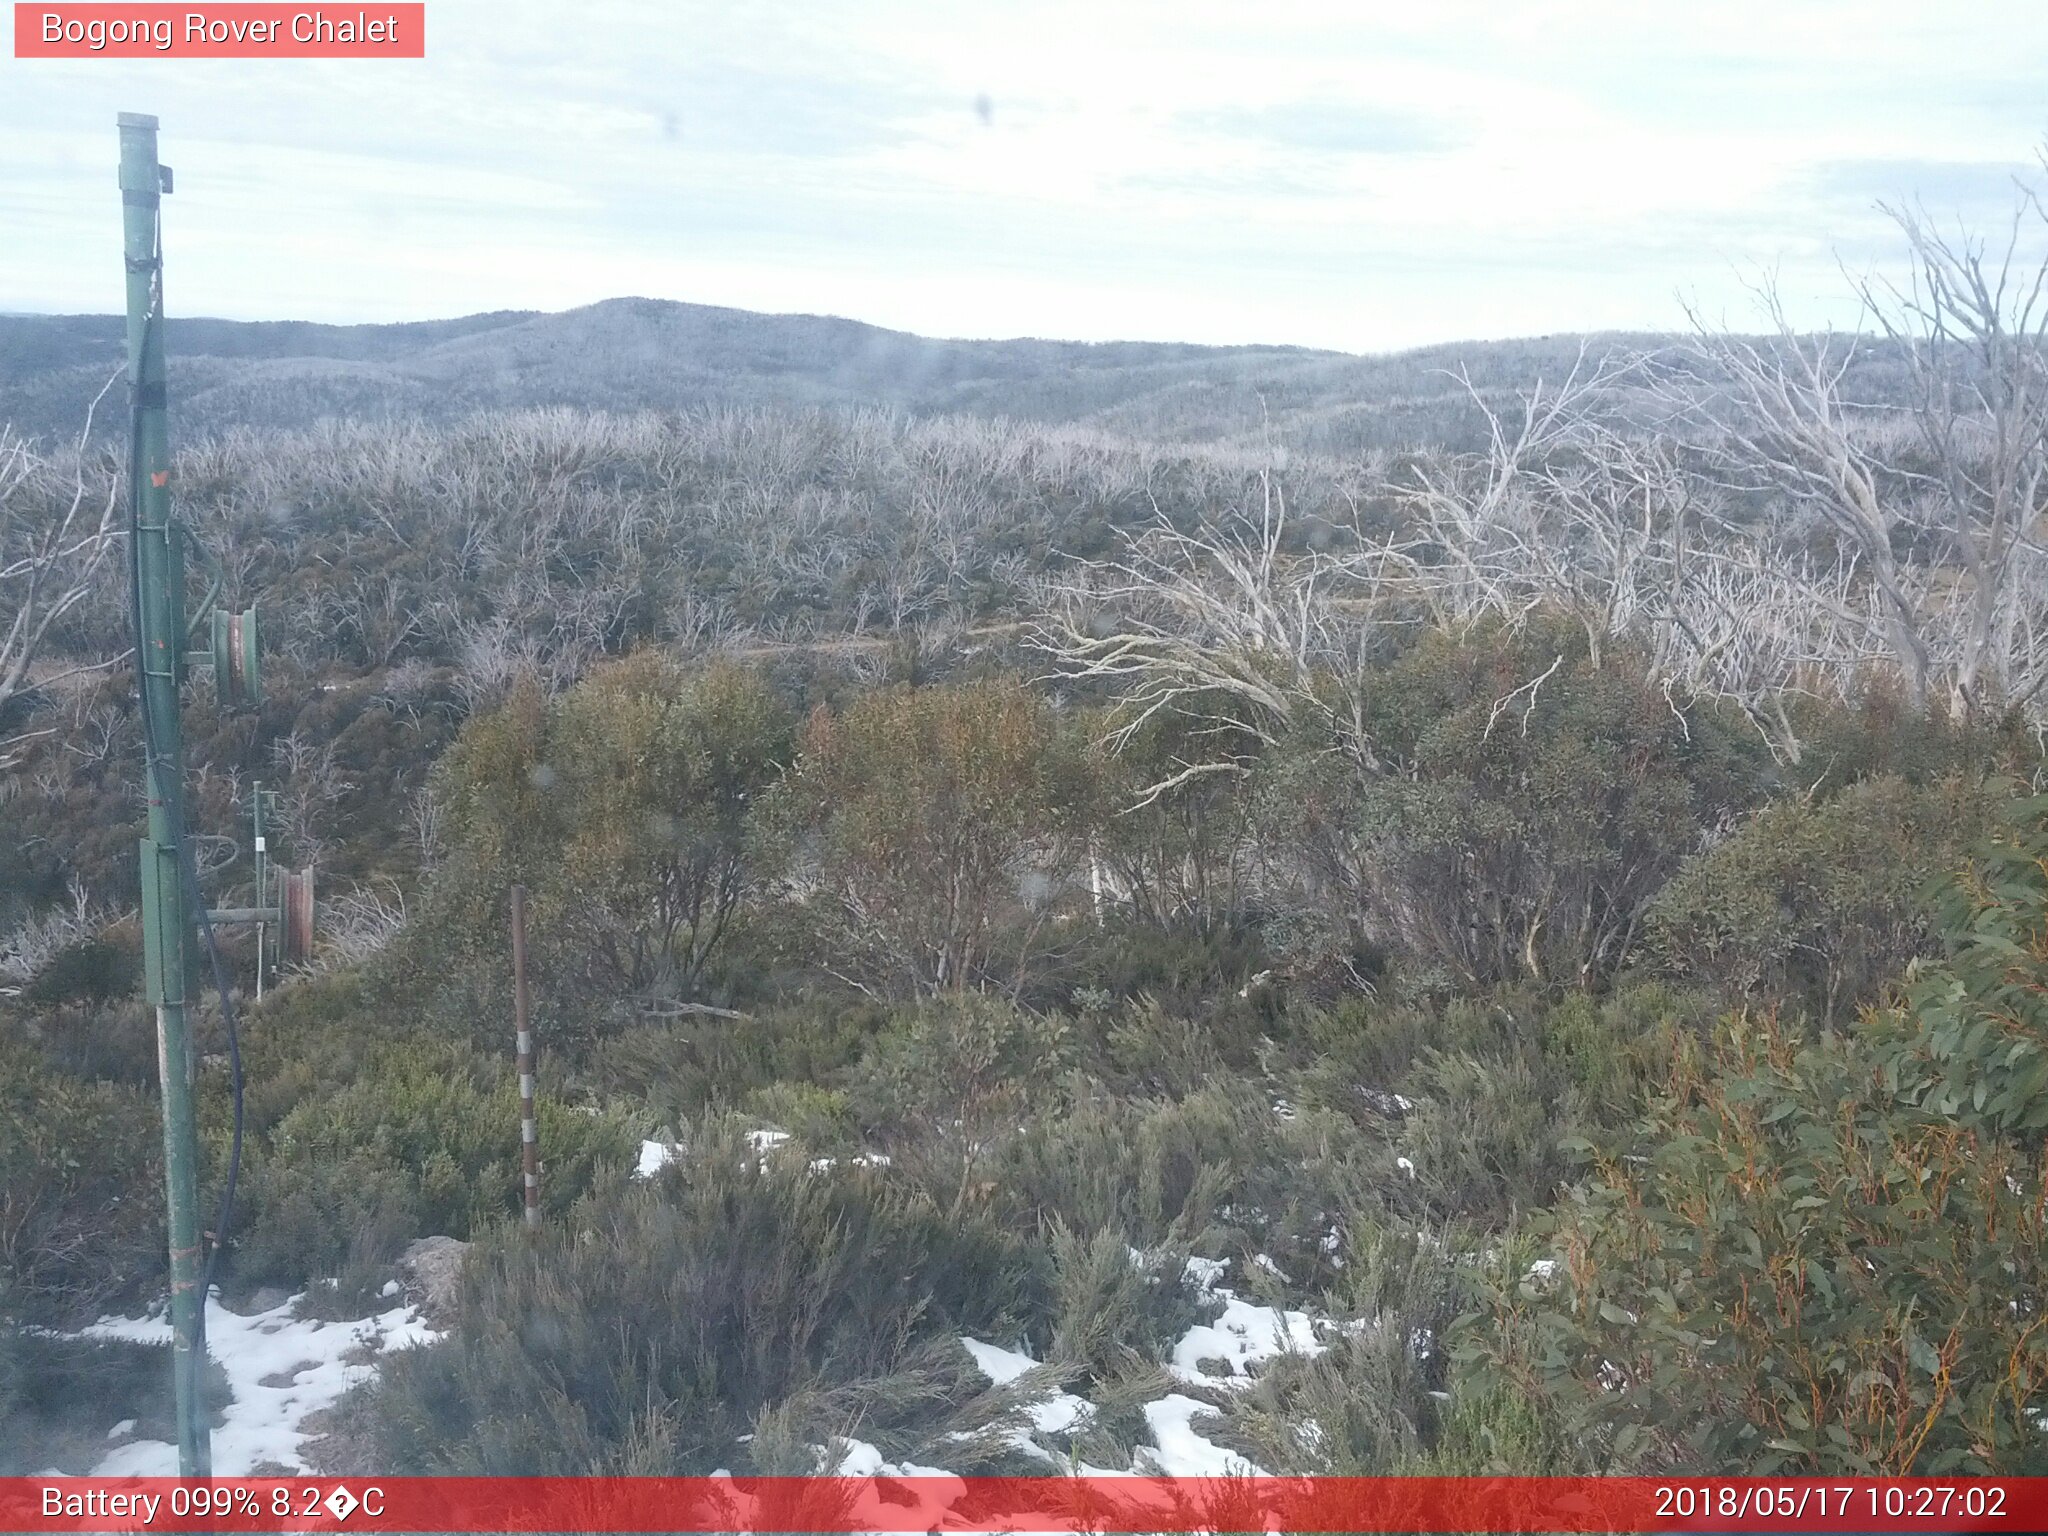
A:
[{"left": 127, "top": 206, "right": 244, "bottom": 1346}]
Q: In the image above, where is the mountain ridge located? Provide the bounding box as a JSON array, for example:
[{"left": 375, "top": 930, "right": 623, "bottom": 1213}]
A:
[{"left": 0, "top": 295, "right": 1667, "bottom": 453}]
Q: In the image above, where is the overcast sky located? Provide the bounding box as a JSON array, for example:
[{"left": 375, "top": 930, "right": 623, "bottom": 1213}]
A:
[{"left": 4, "top": 1, "right": 2046, "bottom": 351}]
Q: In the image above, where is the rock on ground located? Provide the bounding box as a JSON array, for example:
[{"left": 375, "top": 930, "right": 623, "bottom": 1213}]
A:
[{"left": 394, "top": 1236, "right": 470, "bottom": 1328}]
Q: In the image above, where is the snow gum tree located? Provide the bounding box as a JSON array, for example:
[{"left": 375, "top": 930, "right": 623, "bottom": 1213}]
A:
[{"left": 1474, "top": 798, "right": 2048, "bottom": 1473}]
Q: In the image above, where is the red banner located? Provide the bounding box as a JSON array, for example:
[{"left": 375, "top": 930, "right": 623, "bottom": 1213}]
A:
[
  {"left": 12, "top": 5, "right": 424, "bottom": 58},
  {"left": 3, "top": 1477, "right": 2044, "bottom": 1533}
]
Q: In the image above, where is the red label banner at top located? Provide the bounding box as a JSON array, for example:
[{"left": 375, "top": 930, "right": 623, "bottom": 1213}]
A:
[
  {"left": 2, "top": 1477, "right": 2046, "bottom": 1534},
  {"left": 13, "top": 5, "right": 425, "bottom": 57}
]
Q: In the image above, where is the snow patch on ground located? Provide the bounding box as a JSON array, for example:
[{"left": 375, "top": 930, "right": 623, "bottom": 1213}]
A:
[
  {"left": 960, "top": 1336, "right": 1037, "bottom": 1386},
  {"left": 960, "top": 1338, "right": 1096, "bottom": 1445},
  {"left": 639, "top": 1128, "right": 789, "bottom": 1180},
  {"left": 1171, "top": 1292, "right": 1327, "bottom": 1387},
  {"left": 1140, "top": 1394, "right": 1263, "bottom": 1475},
  {"left": 66, "top": 1290, "right": 440, "bottom": 1475},
  {"left": 958, "top": 1256, "right": 1365, "bottom": 1477},
  {"left": 1182, "top": 1255, "right": 1229, "bottom": 1292},
  {"left": 808, "top": 1152, "right": 892, "bottom": 1173},
  {"left": 820, "top": 1436, "right": 961, "bottom": 1481},
  {"left": 635, "top": 1138, "right": 675, "bottom": 1178},
  {"left": 639, "top": 1131, "right": 892, "bottom": 1180}
]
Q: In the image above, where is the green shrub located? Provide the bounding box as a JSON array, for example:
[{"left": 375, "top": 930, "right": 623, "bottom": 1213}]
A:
[
  {"left": 977, "top": 1074, "right": 1380, "bottom": 1290},
  {"left": 1083, "top": 703, "right": 1264, "bottom": 940},
  {"left": 1533, "top": 984, "right": 1701, "bottom": 1122},
  {"left": 1224, "top": 1224, "right": 1477, "bottom": 1474},
  {"left": 1784, "top": 682, "right": 2035, "bottom": 790},
  {"left": 1478, "top": 1011, "right": 2048, "bottom": 1473},
  {"left": 361, "top": 1122, "right": 1038, "bottom": 1474},
  {"left": 581, "top": 1002, "right": 884, "bottom": 1126},
  {"left": 23, "top": 937, "right": 139, "bottom": 1007},
  {"left": 404, "top": 655, "right": 792, "bottom": 1043},
  {"left": 1099, "top": 999, "right": 1233, "bottom": 1099},
  {"left": 1396, "top": 1050, "right": 1574, "bottom": 1226},
  {"left": 228, "top": 968, "right": 425, "bottom": 1135},
  {"left": 1472, "top": 809, "right": 2048, "bottom": 1475},
  {"left": 1258, "top": 618, "right": 1770, "bottom": 988},
  {"left": 3, "top": 998, "right": 156, "bottom": 1089},
  {"left": 1066, "top": 918, "right": 1271, "bottom": 1015},
  {"left": 1458, "top": 811, "right": 2048, "bottom": 1474},
  {"left": 737, "top": 1081, "right": 857, "bottom": 1148},
  {"left": 1423, "top": 1372, "right": 1580, "bottom": 1475},
  {"left": 1888, "top": 792, "right": 2048, "bottom": 1138},
  {"left": 982, "top": 1086, "right": 1237, "bottom": 1250},
  {"left": 1276, "top": 993, "right": 1526, "bottom": 1110},
  {"left": 229, "top": 1043, "right": 639, "bottom": 1291},
  {"left": 0, "top": 1329, "right": 229, "bottom": 1474},
  {"left": 1044, "top": 1221, "right": 1208, "bottom": 1387},
  {"left": 0, "top": 1055, "right": 162, "bottom": 1323},
  {"left": 1245, "top": 986, "right": 1711, "bottom": 1237},
  {"left": 230, "top": 1157, "right": 420, "bottom": 1304},
  {"left": 1646, "top": 773, "right": 2007, "bottom": 1020},
  {"left": 781, "top": 679, "right": 1091, "bottom": 997},
  {"left": 1277, "top": 984, "right": 1693, "bottom": 1144},
  {"left": 843, "top": 995, "right": 1076, "bottom": 1219}
]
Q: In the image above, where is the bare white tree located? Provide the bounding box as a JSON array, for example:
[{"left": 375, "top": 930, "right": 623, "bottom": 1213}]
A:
[
  {"left": 1661, "top": 289, "right": 1943, "bottom": 714},
  {"left": 1861, "top": 190, "right": 2048, "bottom": 718},
  {"left": 1387, "top": 237, "right": 2048, "bottom": 762},
  {"left": 0, "top": 874, "right": 112, "bottom": 995},
  {"left": 302, "top": 878, "right": 408, "bottom": 971},
  {"left": 1033, "top": 469, "right": 1396, "bottom": 804},
  {"left": 1389, "top": 348, "right": 1694, "bottom": 668},
  {"left": 1, "top": 376, "right": 125, "bottom": 767},
  {"left": 1667, "top": 174, "right": 2048, "bottom": 729}
]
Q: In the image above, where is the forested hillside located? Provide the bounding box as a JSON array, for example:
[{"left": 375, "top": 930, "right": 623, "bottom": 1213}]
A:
[
  {"left": 0, "top": 299, "right": 1669, "bottom": 455},
  {"left": 5, "top": 213, "right": 2048, "bottom": 1479}
]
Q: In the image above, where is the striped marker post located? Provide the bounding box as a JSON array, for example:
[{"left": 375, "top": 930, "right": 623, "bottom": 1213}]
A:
[{"left": 511, "top": 884, "right": 539, "bottom": 1229}]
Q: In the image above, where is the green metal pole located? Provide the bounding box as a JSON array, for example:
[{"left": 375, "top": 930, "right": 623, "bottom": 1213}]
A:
[
  {"left": 119, "top": 110, "right": 212, "bottom": 1480},
  {"left": 252, "top": 781, "right": 266, "bottom": 1000}
]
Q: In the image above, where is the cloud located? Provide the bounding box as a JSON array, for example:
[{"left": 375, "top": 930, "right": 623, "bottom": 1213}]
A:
[
  {"left": 1186, "top": 100, "right": 1462, "bottom": 157},
  {"left": 1805, "top": 158, "right": 2042, "bottom": 219},
  {"left": 4, "top": 2, "right": 2048, "bottom": 351}
]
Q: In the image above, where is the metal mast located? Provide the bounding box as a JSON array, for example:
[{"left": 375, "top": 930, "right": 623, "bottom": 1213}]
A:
[{"left": 118, "top": 109, "right": 211, "bottom": 1478}]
